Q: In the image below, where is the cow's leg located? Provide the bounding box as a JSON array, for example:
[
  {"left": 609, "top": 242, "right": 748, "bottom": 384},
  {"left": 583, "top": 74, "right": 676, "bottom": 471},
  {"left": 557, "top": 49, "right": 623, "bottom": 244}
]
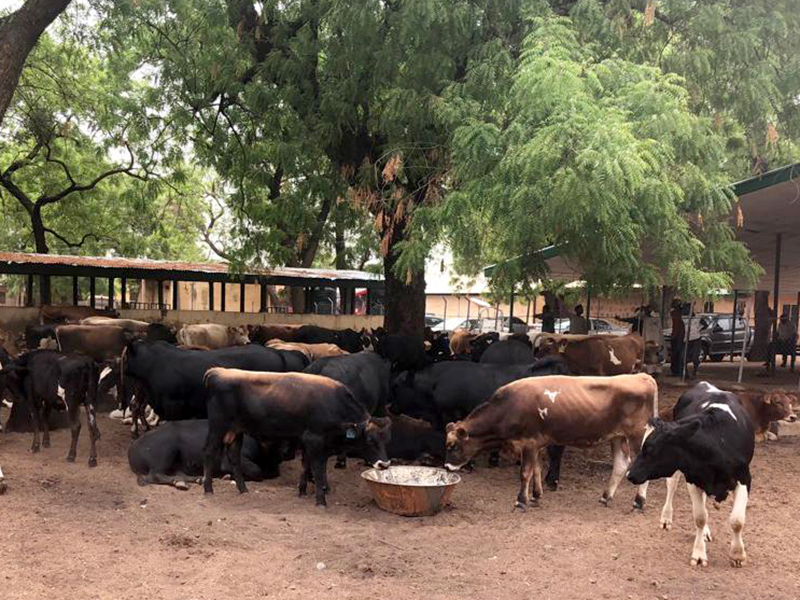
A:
[
  {"left": 41, "top": 401, "right": 51, "bottom": 448},
  {"left": 687, "top": 483, "right": 709, "bottom": 567},
  {"left": 85, "top": 402, "right": 99, "bottom": 468},
  {"left": 203, "top": 430, "right": 224, "bottom": 494},
  {"left": 229, "top": 432, "right": 247, "bottom": 494},
  {"left": 600, "top": 438, "right": 628, "bottom": 506},
  {"left": 529, "top": 447, "right": 544, "bottom": 505},
  {"left": 334, "top": 453, "right": 347, "bottom": 469},
  {"left": 298, "top": 449, "right": 310, "bottom": 497},
  {"left": 544, "top": 445, "right": 564, "bottom": 491},
  {"left": 729, "top": 482, "right": 749, "bottom": 567},
  {"left": 628, "top": 431, "right": 648, "bottom": 509},
  {"left": 138, "top": 472, "right": 191, "bottom": 489},
  {"left": 66, "top": 402, "right": 81, "bottom": 463},
  {"left": 660, "top": 471, "right": 681, "bottom": 530},
  {"left": 488, "top": 451, "right": 500, "bottom": 468},
  {"left": 515, "top": 445, "right": 536, "bottom": 510},
  {"left": 28, "top": 391, "right": 42, "bottom": 453}
]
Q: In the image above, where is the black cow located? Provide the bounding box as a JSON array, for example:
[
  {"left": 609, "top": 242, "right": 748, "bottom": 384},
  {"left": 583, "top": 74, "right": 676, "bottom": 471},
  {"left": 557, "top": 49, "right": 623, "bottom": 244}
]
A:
[
  {"left": 479, "top": 339, "right": 535, "bottom": 364},
  {"left": 470, "top": 332, "right": 500, "bottom": 361},
  {"left": 425, "top": 330, "right": 451, "bottom": 363},
  {"left": 2, "top": 350, "right": 100, "bottom": 466},
  {"left": 392, "top": 355, "right": 570, "bottom": 430},
  {"left": 374, "top": 333, "right": 426, "bottom": 373},
  {"left": 128, "top": 419, "right": 286, "bottom": 489},
  {"left": 304, "top": 352, "right": 391, "bottom": 468},
  {"left": 294, "top": 325, "right": 365, "bottom": 353},
  {"left": 386, "top": 414, "right": 445, "bottom": 464},
  {"left": 146, "top": 323, "right": 178, "bottom": 344},
  {"left": 203, "top": 369, "right": 391, "bottom": 506},
  {"left": 627, "top": 381, "right": 754, "bottom": 568},
  {"left": 123, "top": 340, "right": 295, "bottom": 422},
  {"left": 24, "top": 324, "right": 57, "bottom": 350}
]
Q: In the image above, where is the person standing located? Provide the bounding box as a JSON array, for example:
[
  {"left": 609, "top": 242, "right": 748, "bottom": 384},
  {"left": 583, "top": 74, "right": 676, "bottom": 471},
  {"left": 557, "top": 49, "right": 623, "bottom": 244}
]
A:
[
  {"left": 776, "top": 313, "right": 798, "bottom": 369},
  {"left": 569, "top": 304, "right": 589, "bottom": 334},
  {"left": 538, "top": 303, "right": 556, "bottom": 334},
  {"left": 670, "top": 300, "right": 685, "bottom": 376}
]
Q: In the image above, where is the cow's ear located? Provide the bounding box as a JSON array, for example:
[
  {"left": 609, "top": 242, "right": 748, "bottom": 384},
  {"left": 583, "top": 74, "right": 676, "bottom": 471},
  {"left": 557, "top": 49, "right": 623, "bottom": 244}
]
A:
[
  {"left": 445, "top": 422, "right": 456, "bottom": 433},
  {"left": 675, "top": 418, "right": 701, "bottom": 439}
]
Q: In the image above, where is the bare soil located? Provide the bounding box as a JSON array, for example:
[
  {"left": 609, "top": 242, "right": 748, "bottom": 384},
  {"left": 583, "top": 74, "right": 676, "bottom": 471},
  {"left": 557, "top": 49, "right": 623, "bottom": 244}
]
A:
[{"left": 1, "top": 384, "right": 800, "bottom": 600}]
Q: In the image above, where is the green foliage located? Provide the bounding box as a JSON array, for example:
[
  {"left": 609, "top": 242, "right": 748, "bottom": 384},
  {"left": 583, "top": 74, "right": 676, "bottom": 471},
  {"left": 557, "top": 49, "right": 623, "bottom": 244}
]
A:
[{"left": 0, "top": 6, "right": 203, "bottom": 261}]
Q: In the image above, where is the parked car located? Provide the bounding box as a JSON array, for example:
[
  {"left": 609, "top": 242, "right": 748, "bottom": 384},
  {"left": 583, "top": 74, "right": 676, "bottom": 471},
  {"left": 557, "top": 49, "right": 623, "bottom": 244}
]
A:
[
  {"left": 663, "top": 313, "right": 753, "bottom": 362},
  {"left": 424, "top": 315, "right": 444, "bottom": 329},
  {"left": 529, "top": 318, "right": 628, "bottom": 336}
]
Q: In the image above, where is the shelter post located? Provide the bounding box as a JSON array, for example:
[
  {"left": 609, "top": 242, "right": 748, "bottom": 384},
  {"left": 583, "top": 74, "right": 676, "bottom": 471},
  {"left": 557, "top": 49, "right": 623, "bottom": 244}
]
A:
[
  {"left": 240, "top": 281, "right": 246, "bottom": 313},
  {"left": 585, "top": 287, "right": 592, "bottom": 323},
  {"left": 738, "top": 294, "right": 753, "bottom": 384},
  {"left": 220, "top": 282, "right": 226, "bottom": 312},
  {"left": 157, "top": 280, "right": 164, "bottom": 309},
  {"left": 259, "top": 282, "right": 267, "bottom": 313},
  {"left": 121, "top": 278, "right": 127, "bottom": 309},
  {"left": 730, "top": 289, "right": 739, "bottom": 361},
  {"left": 89, "top": 277, "right": 96, "bottom": 308},
  {"left": 771, "top": 233, "right": 783, "bottom": 372},
  {"left": 72, "top": 276, "right": 79, "bottom": 306},
  {"left": 509, "top": 290, "right": 515, "bottom": 324},
  {"left": 208, "top": 281, "right": 214, "bottom": 311},
  {"left": 25, "top": 274, "right": 33, "bottom": 307},
  {"left": 107, "top": 277, "right": 114, "bottom": 309},
  {"left": 171, "top": 280, "right": 179, "bottom": 311}
]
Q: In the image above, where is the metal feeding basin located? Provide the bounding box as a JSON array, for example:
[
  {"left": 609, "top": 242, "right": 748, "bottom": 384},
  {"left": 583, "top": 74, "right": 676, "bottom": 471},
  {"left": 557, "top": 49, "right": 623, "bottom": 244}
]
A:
[{"left": 361, "top": 466, "right": 461, "bottom": 516}]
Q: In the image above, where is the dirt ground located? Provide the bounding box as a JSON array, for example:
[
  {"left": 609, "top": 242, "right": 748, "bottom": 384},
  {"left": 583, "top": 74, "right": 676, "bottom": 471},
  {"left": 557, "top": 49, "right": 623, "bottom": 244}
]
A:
[{"left": 1, "top": 383, "right": 800, "bottom": 600}]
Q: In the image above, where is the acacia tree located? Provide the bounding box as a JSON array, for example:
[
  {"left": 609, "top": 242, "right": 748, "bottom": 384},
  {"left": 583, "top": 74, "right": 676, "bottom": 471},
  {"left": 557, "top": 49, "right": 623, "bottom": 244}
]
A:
[
  {"left": 0, "top": 19, "right": 204, "bottom": 302},
  {"left": 0, "top": 0, "right": 71, "bottom": 126}
]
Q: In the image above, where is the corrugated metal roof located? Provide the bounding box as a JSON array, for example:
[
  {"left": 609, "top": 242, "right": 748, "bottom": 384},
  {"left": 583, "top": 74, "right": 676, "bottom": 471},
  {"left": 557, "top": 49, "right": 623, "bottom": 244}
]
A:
[{"left": 0, "top": 252, "right": 383, "bottom": 284}]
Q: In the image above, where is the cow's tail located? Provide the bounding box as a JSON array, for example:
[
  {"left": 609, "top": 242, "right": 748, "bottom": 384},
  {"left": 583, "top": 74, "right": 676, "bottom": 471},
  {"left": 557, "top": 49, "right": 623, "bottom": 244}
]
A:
[
  {"left": 651, "top": 376, "right": 659, "bottom": 418},
  {"left": 54, "top": 327, "right": 63, "bottom": 352},
  {"left": 119, "top": 346, "right": 128, "bottom": 410}
]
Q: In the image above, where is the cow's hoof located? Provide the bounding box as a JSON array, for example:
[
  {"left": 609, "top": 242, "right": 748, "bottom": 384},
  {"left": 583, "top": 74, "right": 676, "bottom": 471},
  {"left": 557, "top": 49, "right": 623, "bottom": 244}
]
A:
[
  {"left": 545, "top": 480, "right": 558, "bottom": 492},
  {"left": 298, "top": 488, "right": 307, "bottom": 497},
  {"left": 237, "top": 487, "right": 248, "bottom": 494},
  {"left": 599, "top": 494, "right": 611, "bottom": 507},
  {"left": 204, "top": 489, "right": 214, "bottom": 495},
  {"left": 632, "top": 495, "right": 645, "bottom": 510},
  {"left": 690, "top": 556, "right": 709, "bottom": 568},
  {"left": 315, "top": 500, "right": 328, "bottom": 508},
  {"left": 88, "top": 458, "right": 97, "bottom": 468},
  {"left": 513, "top": 501, "right": 526, "bottom": 512},
  {"left": 137, "top": 476, "right": 148, "bottom": 487},
  {"left": 660, "top": 519, "right": 672, "bottom": 531},
  {"left": 42, "top": 440, "right": 51, "bottom": 448},
  {"left": 0, "top": 480, "right": 7, "bottom": 495},
  {"left": 174, "top": 481, "right": 189, "bottom": 491},
  {"left": 66, "top": 455, "right": 76, "bottom": 463},
  {"left": 703, "top": 525, "right": 713, "bottom": 542},
  {"left": 31, "top": 446, "right": 40, "bottom": 454}
]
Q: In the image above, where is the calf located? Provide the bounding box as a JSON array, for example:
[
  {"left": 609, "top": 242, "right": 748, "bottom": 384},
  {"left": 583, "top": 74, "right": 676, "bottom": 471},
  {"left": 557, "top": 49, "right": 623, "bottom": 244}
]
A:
[
  {"left": 479, "top": 339, "right": 535, "bottom": 365},
  {"left": 128, "top": 419, "right": 285, "bottom": 489},
  {"left": 445, "top": 373, "right": 657, "bottom": 510},
  {"left": 248, "top": 324, "right": 299, "bottom": 345},
  {"left": 24, "top": 324, "right": 57, "bottom": 350},
  {"left": 266, "top": 340, "right": 348, "bottom": 362},
  {"left": 627, "top": 381, "right": 754, "bottom": 567},
  {"left": 373, "top": 333, "right": 427, "bottom": 373},
  {"left": 537, "top": 333, "right": 654, "bottom": 376},
  {"left": 3, "top": 350, "right": 100, "bottom": 466},
  {"left": 203, "top": 369, "right": 391, "bottom": 506},
  {"left": 737, "top": 389, "right": 796, "bottom": 441},
  {"left": 449, "top": 328, "right": 477, "bottom": 357},
  {"left": 386, "top": 414, "right": 445, "bottom": 464}
]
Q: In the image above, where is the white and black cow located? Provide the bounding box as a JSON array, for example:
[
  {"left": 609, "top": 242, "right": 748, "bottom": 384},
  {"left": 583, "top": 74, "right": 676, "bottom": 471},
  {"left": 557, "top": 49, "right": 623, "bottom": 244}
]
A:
[{"left": 627, "top": 381, "right": 754, "bottom": 568}]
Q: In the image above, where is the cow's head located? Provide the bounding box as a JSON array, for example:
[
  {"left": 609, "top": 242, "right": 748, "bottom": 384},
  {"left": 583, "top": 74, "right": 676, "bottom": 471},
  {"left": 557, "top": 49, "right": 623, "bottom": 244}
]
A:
[
  {"left": 444, "top": 422, "right": 481, "bottom": 471},
  {"left": 627, "top": 417, "right": 699, "bottom": 484},
  {"left": 760, "top": 390, "right": 798, "bottom": 423},
  {"left": 336, "top": 329, "right": 365, "bottom": 353},
  {"left": 641, "top": 341, "right": 664, "bottom": 375},
  {"left": 230, "top": 326, "right": 250, "bottom": 346},
  {"left": 343, "top": 417, "right": 391, "bottom": 469}
]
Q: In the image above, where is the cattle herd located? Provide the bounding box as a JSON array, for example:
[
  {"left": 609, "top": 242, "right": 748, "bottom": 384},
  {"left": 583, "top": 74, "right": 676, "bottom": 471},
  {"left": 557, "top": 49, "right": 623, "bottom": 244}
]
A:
[{"left": 0, "top": 305, "right": 798, "bottom": 569}]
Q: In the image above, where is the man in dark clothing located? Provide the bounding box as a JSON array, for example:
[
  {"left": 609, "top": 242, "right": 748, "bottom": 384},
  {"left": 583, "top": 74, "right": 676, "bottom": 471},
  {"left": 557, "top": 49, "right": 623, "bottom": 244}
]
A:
[
  {"left": 669, "top": 300, "right": 686, "bottom": 375},
  {"left": 538, "top": 303, "right": 556, "bottom": 334}
]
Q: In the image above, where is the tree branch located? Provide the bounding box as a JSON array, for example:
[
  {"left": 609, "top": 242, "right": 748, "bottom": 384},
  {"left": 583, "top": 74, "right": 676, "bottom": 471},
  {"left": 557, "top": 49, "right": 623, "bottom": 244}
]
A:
[
  {"left": 42, "top": 227, "right": 101, "bottom": 248},
  {"left": 2, "top": 139, "right": 44, "bottom": 178},
  {"left": 36, "top": 143, "right": 138, "bottom": 206},
  {"left": 0, "top": 172, "right": 35, "bottom": 212}
]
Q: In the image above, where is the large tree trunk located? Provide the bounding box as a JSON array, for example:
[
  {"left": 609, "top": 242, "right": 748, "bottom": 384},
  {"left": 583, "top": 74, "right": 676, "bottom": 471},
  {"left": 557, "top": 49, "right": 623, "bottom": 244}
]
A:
[
  {"left": 334, "top": 209, "right": 346, "bottom": 270},
  {"left": 750, "top": 290, "right": 772, "bottom": 361},
  {"left": 382, "top": 225, "right": 425, "bottom": 337},
  {"left": 0, "top": 0, "right": 71, "bottom": 126},
  {"left": 30, "top": 203, "right": 51, "bottom": 303}
]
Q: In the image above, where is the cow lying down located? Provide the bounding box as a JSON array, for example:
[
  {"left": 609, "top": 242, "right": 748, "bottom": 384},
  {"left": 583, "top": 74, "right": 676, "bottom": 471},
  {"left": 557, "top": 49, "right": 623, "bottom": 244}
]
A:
[
  {"left": 129, "top": 420, "right": 287, "bottom": 489},
  {"left": 445, "top": 373, "right": 657, "bottom": 510},
  {"left": 628, "top": 382, "right": 754, "bottom": 568}
]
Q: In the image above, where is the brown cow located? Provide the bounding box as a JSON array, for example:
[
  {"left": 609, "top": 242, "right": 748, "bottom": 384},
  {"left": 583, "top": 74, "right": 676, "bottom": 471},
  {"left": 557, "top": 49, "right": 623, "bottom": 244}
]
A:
[
  {"left": 735, "top": 387, "right": 797, "bottom": 441},
  {"left": 80, "top": 316, "right": 151, "bottom": 333},
  {"left": 444, "top": 373, "right": 657, "bottom": 510},
  {"left": 248, "top": 324, "right": 300, "bottom": 345},
  {"left": 56, "top": 325, "right": 130, "bottom": 362},
  {"left": 40, "top": 305, "right": 118, "bottom": 323},
  {"left": 449, "top": 328, "right": 477, "bottom": 357},
  {"left": 265, "top": 340, "right": 348, "bottom": 362},
  {"left": 537, "top": 333, "right": 655, "bottom": 376},
  {"left": 176, "top": 324, "right": 249, "bottom": 349}
]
